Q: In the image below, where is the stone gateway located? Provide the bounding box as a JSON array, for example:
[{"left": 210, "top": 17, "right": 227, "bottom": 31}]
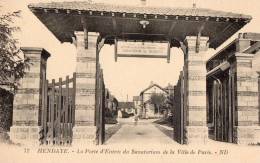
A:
[{"left": 6, "top": 1, "right": 260, "bottom": 146}]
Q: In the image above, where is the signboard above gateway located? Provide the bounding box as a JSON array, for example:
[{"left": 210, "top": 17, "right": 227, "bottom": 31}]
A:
[{"left": 115, "top": 40, "right": 171, "bottom": 63}]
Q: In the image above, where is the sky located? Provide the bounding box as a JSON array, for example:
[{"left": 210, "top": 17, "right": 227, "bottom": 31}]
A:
[{"left": 1, "top": 0, "right": 260, "bottom": 101}]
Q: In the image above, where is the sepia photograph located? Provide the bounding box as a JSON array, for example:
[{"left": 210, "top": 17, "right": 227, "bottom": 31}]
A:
[{"left": 0, "top": 0, "right": 260, "bottom": 162}]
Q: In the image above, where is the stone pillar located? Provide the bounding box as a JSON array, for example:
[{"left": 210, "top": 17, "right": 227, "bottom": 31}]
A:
[
  {"left": 234, "top": 52, "right": 259, "bottom": 144},
  {"left": 183, "top": 36, "right": 209, "bottom": 144},
  {"left": 73, "top": 32, "right": 99, "bottom": 145},
  {"left": 10, "top": 47, "right": 50, "bottom": 145}
]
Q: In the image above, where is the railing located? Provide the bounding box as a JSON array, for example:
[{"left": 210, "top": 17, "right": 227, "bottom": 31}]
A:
[{"left": 40, "top": 73, "right": 76, "bottom": 145}]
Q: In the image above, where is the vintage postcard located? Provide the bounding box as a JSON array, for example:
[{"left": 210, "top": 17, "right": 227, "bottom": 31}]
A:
[{"left": 0, "top": 0, "right": 260, "bottom": 163}]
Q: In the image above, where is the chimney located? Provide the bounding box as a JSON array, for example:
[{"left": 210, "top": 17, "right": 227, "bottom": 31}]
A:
[{"left": 150, "top": 81, "right": 154, "bottom": 86}]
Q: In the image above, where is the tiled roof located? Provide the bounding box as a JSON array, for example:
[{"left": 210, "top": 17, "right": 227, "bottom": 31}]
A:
[
  {"left": 207, "top": 32, "right": 260, "bottom": 64},
  {"left": 140, "top": 83, "right": 168, "bottom": 95},
  {"left": 29, "top": 1, "right": 251, "bottom": 19}
]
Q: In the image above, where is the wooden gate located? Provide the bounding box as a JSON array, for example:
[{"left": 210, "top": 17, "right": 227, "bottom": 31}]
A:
[
  {"left": 95, "top": 63, "right": 105, "bottom": 144},
  {"left": 173, "top": 71, "right": 186, "bottom": 144},
  {"left": 259, "top": 75, "right": 260, "bottom": 127},
  {"left": 40, "top": 73, "right": 76, "bottom": 145},
  {"left": 207, "top": 70, "right": 235, "bottom": 143}
]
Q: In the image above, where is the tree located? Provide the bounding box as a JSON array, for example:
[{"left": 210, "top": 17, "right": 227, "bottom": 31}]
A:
[
  {"left": 150, "top": 93, "right": 167, "bottom": 115},
  {"left": 0, "top": 9, "right": 29, "bottom": 90}
]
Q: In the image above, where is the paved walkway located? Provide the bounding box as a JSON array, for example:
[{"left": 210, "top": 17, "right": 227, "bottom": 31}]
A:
[{"left": 105, "top": 117, "right": 180, "bottom": 146}]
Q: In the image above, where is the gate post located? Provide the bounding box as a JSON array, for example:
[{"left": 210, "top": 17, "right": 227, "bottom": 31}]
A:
[
  {"left": 183, "top": 36, "right": 209, "bottom": 144},
  {"left": 10, "top": 47, "right": 50, "bottom": 145},
  {"left": 73, "top": 32, "right": 99, "bottom": 145}
]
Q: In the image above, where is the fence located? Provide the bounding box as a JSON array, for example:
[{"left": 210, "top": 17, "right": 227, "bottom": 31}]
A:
[{"left": 40, "top": 73, "right": 76, "bottom": 145}]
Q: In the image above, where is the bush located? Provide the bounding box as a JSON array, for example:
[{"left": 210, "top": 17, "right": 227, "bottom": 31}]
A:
[
  {"left": 0, "top": 89, "right": 13, "bottom": 132},
  {"left": 0, "top": 128, "right": 11, "bottom": 144}
]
